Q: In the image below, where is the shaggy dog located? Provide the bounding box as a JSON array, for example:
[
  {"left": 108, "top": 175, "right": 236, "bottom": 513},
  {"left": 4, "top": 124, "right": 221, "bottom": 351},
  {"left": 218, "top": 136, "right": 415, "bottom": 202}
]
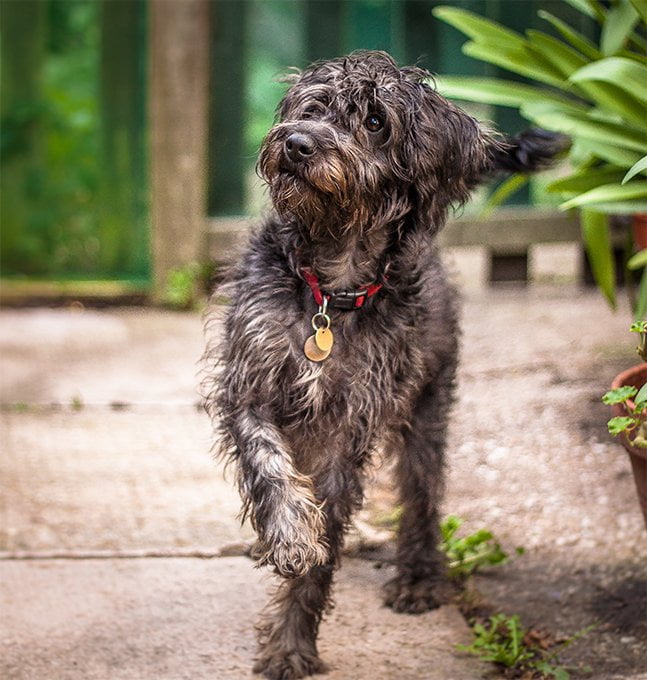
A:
[{"left": 203, "top": 51, "right": 562, "bottom": 679}]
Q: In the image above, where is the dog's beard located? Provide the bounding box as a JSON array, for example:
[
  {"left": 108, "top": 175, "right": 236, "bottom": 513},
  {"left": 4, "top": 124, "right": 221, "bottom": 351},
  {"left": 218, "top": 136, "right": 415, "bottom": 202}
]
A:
[
  {"left": 268, "top": 170, "right": 351, "bottom": 235},
  {"left": 258, "top": 126, "right": 396, "bottom": 236},
  {"left": 260, "top": 148, "right": 353, "bottom": 233}
]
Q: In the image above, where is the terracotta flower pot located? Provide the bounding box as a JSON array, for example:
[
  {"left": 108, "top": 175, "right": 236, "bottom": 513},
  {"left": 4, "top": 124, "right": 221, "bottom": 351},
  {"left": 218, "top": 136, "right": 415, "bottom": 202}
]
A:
[
  {"left": 610, "top": 363, "right": 647, "bottom": 530},
  {"left": 633, "top": 213, "right": 647, "bottom": 251}
]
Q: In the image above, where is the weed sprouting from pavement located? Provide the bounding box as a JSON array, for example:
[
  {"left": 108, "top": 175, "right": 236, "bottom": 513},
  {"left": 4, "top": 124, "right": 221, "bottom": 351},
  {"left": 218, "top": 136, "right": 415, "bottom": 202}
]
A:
[
  {"left": 457, "top": 613, "right": 595, "bottom": 679},
  {"left": 438, "top": 517, "right": 593, "bottom": 679},
  {"left": 440, "top": 515, "right": 524, "bottom": 580}
]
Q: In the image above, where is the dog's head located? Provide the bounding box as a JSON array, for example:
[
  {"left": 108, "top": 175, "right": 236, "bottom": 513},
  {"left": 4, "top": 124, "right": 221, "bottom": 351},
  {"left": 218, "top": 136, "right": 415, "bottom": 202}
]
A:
[{"left": 258, "top": 51, "right": 498, "bottom": 236}]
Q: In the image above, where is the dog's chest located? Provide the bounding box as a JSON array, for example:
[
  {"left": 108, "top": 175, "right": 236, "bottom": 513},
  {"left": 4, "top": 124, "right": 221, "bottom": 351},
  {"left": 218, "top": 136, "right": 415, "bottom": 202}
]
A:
[{"left": 279, "top": 309, "right": 425, "bottom": 437}]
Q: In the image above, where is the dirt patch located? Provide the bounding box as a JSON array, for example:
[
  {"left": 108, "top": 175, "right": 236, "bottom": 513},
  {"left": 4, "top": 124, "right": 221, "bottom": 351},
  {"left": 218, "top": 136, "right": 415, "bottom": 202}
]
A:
[
  {"left": 589, "top": 577, "right": 647, "bottom": 633},
  {"left": 473, "top": 556, "right": 647, "bottom": 679}
]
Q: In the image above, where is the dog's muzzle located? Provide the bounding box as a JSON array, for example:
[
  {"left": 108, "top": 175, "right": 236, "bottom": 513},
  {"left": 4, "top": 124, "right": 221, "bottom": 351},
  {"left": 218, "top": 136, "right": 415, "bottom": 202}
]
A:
[{"left": 284, "top": 132, "right": 316, "bottom": 164}]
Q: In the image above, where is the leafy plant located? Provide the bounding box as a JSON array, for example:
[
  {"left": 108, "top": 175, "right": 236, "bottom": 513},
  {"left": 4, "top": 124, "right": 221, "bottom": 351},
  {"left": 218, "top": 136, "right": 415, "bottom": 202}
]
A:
[
  {"left": 1, "top": 1, "right": 105, "bottom": 278},
  {"left": 630, "top": 318, "right": 647, "bottom": 361},
  {"left": 441, "top": 517, "right": 593, "bottom": 677},
  {"left": 70, "top": 395, "right": 84, "bottom": 411},
  {"left": 433, "top": 0, "right": 647, "bottom": 318},
  {"left": 458, "top": 614, "right": 535, "bottom": 668},
  {"left": 458, "top": 613, "right": 594, "bottom": 679},
  {"left": 440, "top": 515, "right": 524, "bottom": 579},
  {"left": 163, "top": 262, "right": 206, "bottom": 310},
  {"left": 603, "top": 321, "right": 647, "bottom": 446}
]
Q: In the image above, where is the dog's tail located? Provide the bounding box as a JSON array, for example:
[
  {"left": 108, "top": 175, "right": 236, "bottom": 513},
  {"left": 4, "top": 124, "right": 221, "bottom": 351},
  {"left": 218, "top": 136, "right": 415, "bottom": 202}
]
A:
[{"left": 488, "top": 128, "right": 569, "bottom": 174}]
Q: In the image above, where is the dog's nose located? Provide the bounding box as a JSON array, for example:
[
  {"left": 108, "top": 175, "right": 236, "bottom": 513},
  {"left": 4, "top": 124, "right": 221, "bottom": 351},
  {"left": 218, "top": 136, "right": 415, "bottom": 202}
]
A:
[{"left": 284, "top": 133, "right": 316, "bottom": 163}]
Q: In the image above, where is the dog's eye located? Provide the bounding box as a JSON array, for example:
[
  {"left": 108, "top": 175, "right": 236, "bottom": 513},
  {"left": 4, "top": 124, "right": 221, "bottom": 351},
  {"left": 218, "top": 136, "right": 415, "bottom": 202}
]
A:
[
  {"left": 302, "top": 103, "right": 324, "bottom": 120},
  {"left": 365, "top": 114, "right": 384, "bottom": 132}
]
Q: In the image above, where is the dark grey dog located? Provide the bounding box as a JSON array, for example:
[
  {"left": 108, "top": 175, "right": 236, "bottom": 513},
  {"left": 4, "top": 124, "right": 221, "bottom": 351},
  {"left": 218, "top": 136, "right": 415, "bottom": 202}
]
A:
[{"left": 203, "top": 51, "right": 561, "bottom": 680}]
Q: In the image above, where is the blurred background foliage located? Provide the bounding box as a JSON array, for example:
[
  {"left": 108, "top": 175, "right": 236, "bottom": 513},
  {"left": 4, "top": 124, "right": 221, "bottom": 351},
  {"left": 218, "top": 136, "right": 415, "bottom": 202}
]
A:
[
  {"left": 1, "top": 0, "right": 147, "bottom": 281},
  {"left": 1, "top": 0, "right": 590, "bottom": 283},
  {"left": 2, "top": 0, "right": 103, "bottom": 278}
]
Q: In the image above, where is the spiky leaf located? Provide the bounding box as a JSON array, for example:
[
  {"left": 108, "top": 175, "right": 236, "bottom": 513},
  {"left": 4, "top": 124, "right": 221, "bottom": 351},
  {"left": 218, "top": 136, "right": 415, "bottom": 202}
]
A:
[
  {"left": 635, "top": 269, "right": 647, "bottom": 323},
  {"left": 560, "top": 182, "right": 647, "bottom": 210},
  {"left": 562, "top": 0, "right": 605, "bottom": 21},
  {"left": 601, "top": 0, "right": 640, "bottom": 55},
  {"left": 623, "top": 156, "right": 647, "bottom": 184},
  {"left": 548, "top": 168, "right": 626, "bottom": 194},
  {"left": 521, "top": 104, "right": 646, "bottom": 154},
  {"left": 434, "top": 77, "right": 583, "bottom": 111},
  {"left": 526, "top": 30, "right": 588, "bottom": 77},
  {"left": 628, "top": 249, "right": 647, "bottom": 270},
  {"left": 580, "top": 210, "right": 616, "bottom": 307},
  {"left": 432, "top": 6, "right": 526, "bottom": 47},
  {"left": 571, "top": 58, "right": 647, "bottom": 105},
  {"left": 538, "top": 10, "right": 602, "bottom": 60}
]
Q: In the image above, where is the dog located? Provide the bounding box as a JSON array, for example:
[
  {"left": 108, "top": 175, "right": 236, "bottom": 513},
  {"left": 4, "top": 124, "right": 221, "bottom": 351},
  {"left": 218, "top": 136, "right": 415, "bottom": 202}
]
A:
[{"left": 203, "top": 51, "right": 563, "bottom": 680}]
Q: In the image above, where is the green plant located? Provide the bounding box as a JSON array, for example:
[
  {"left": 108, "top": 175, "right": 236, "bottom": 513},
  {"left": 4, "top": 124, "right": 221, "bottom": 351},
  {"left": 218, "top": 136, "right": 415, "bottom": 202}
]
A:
[
  {"left": 603, "top": 321, "right": 647, "bottom": 446},
  {"left": 631, "top": 318, "right": 647, "bottom": 360},
  {"left": 440, "top": 515, "right": 524, "bottom": 579},
  {"left": 433, "top": 0, "right": 647, "bottom": 319},
  {"left": 70, "top": 395, "right": 84, "bottom": 411},
  {"left": 458, "top": 613, "right": 594, "bottom": 679},
  {"left": 458, "top": 614, "right": 535, "bottom": 668},
  {"left": 163, "top": 262, "right": 206, "bottom": 310}
]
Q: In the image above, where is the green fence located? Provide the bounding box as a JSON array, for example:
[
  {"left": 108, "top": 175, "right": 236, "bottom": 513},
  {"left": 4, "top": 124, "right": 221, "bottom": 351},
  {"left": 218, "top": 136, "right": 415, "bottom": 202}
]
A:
[
  {"left": 1, "top": 0, "right": 148, "bottom": 282},
  {"left": 1, "top": 0, "right": 595, "bottom": 283}
]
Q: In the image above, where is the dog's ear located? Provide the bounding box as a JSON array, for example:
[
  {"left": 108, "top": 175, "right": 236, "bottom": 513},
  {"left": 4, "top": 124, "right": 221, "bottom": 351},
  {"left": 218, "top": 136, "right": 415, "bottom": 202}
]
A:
[
  {"left": 406, "top": 87, "right": 495, "bottom": 216},
  {"left": 408, "top": 84, "right": 567, "bottom": 220}
]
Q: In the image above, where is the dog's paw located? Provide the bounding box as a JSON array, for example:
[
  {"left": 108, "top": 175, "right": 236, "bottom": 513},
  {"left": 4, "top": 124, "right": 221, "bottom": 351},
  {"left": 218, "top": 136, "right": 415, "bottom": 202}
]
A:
[
  {"left": 383, "top": 574, "right": 445, "bottom": 614},
  {"left": 253, "top": 650, "right": 328, "bottom": 679},
  {"left": 254, "top": 497, "right": 329, "bottom": 578},
  {"left": 256, "top": 535, "right": 329, "bottom": 579}
]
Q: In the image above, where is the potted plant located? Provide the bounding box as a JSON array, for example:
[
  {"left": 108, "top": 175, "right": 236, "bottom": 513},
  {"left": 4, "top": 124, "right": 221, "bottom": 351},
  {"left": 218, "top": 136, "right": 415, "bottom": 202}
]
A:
[
  {"left": 433, "top": 0, "right": 647, "bottom": 319},
  {"left": 602, "top": 321, "right": 647, "bottom": 528}
]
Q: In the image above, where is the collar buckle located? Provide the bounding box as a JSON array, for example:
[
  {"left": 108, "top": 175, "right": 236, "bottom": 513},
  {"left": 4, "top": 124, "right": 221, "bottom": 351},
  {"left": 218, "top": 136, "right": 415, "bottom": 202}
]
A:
[
  {"left": 323, "top": 288, "right": 368, "bottom": 310},
  {"left": 299, "top": 266, "right": 383, "bottom": 311}
]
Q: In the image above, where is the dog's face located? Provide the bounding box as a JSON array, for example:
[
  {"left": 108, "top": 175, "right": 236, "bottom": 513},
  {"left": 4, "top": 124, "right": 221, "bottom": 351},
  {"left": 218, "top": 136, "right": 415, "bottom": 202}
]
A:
[{"left": 258, "top": 51, "right": 494, "bottom": 236}]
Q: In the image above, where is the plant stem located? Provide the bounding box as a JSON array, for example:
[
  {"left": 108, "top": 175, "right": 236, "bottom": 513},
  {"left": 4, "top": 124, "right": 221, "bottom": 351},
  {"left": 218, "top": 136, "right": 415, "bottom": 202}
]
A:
[{"left": 448, "top": 549, "right": 497, "bottom": 571}]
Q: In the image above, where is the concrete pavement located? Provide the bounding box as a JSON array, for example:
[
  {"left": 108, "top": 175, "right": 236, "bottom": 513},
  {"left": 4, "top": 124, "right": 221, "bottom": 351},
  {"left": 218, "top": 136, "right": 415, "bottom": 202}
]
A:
[
  {"left": 0, "top": 305, "right": 484, "bottom": 679},
  {"left": 0, "top": 557, "right": 481, "bottom": 680},
  {"left": 1, "top": 285, "right": 646, "bottom": 679}
]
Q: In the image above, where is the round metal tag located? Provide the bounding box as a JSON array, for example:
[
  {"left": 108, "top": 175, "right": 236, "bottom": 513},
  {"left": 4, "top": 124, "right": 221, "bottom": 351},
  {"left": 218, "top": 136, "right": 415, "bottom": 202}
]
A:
[
  {"left": 315, "top": 327, "right": 334, "bottom": 352},
  {"left": 304, "top": 335, "right": 330, "bottom": 362}
]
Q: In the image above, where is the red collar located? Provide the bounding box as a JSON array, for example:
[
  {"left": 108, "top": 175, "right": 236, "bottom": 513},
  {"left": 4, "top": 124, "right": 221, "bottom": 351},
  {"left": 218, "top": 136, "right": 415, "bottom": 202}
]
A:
[{"left": 300, "top": 267, "right": 384, "bottom": 310}]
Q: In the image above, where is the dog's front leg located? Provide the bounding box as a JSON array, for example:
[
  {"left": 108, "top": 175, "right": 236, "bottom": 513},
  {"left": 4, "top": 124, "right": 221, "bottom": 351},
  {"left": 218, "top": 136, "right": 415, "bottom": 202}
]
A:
[
  {"left": 229, "top": 409, "right": 329, "bottom": 579},
  {"left": 254, "top": 563, "right": 333, "bottom": 679},
  {"left": 253, "top": 466, "right": 357, "bottom": 680}
]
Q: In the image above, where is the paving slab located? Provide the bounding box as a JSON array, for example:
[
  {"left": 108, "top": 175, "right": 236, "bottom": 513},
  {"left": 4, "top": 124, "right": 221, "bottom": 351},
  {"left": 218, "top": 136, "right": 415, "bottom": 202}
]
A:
[
  {"left": 0, "top": 308, "right": 205, "bottom": 406},
  {"left": 0, "top": 557, "right": 484, "bottom": 680},
  {"left": 0, "top": 408, "right": 252, "bottom": 553}
]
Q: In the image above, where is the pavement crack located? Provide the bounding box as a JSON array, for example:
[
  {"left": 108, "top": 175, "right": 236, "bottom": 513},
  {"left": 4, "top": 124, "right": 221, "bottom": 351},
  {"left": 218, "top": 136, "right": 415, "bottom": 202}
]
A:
[{"left": 0, "top": 542, "right": 254, "bottom": 561}]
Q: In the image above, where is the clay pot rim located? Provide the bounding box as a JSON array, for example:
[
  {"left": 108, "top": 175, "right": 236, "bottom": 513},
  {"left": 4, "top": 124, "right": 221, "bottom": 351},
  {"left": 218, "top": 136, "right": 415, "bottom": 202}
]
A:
[
  {"left": 610, "top": 362, "right": 647, "bottom": 461},
  {"left": 610, "top": 362, "right": 647, "bottom": 398}
]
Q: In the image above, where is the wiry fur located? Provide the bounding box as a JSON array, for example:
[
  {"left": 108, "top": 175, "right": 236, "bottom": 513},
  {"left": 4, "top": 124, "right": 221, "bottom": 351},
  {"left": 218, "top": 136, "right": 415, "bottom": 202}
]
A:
[{"left": 202, "top": 51, "right": 564, "bottom": 679}]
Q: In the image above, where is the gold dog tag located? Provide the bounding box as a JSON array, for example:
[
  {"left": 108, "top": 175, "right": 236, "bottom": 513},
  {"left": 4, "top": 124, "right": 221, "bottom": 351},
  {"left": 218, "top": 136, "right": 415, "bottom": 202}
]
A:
[
  {"left": 304, "top": 335, "right": 330, "bottom": 362},
  {"left": 315, "top": 327, "right": 334, "bottom": 352}
]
